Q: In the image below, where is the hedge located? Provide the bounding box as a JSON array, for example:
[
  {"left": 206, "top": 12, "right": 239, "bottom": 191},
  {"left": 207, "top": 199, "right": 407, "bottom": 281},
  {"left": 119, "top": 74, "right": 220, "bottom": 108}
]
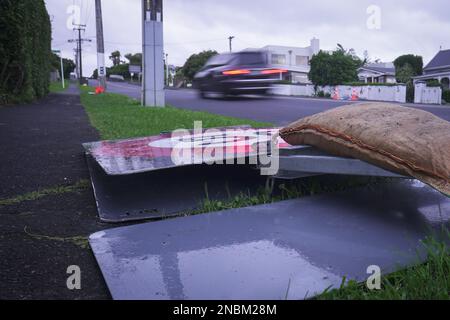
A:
[
  {"left": 342, "top": 82, "right": 402, "bottom": 87},
  {"left": 443, "top": 90, "right": 450, "bottom": 103},
  {"left": 0, "top": 0, "right": 52, "bottom": 104}
]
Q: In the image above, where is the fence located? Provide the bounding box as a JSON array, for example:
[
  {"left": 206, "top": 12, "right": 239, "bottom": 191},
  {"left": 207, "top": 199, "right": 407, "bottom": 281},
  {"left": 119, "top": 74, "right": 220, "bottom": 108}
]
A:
[
  {"left": 414, "top": 83, "right": 442, "bottom": 105},
  {"left": 271, "top": 84, "right": 407, "bottom": 103}
]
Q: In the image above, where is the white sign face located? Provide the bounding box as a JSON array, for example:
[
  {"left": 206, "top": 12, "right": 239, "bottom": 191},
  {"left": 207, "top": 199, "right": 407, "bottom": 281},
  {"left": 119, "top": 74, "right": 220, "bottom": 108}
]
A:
[
  {"left": 129, "top": 65, "right": 142, "bottom": 74},
  {"left": 99, "top": 67, "right": 106, "bottom": 77}
]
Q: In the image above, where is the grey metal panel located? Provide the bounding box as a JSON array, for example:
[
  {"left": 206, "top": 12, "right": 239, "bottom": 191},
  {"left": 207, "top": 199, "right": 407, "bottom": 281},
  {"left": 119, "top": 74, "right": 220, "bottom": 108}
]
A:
[
  {"left": 279, "top": 155, "right": 407, "bottom": 178},
  {"left": 85, "top": 154, "right": 271, "bottom": 223},
  {"left": 90, "top": 180, "right": 450, "bottom": 300}
]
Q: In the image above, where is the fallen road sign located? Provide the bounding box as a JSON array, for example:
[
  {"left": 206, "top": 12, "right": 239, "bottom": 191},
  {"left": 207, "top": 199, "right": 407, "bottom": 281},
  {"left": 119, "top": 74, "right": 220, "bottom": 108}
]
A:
[
  {"left": 83, "top": 127, "right": 409, "bottom": 222},
  {"left": 89, "top": 179, "right": 450, "bottom": 300}
]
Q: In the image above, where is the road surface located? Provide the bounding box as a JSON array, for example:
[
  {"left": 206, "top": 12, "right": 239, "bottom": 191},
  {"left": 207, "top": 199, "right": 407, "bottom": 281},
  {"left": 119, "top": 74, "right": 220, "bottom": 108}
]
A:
[{"left": 90, "top": 80, "right": 450, "bottom": 126}]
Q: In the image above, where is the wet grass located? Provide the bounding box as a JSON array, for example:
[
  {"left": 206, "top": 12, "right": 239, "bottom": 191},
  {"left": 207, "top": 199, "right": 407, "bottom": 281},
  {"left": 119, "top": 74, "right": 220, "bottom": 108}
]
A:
[
  {"left": 195, "top": 175, "right": 386, "bottom": 214},
  {"left": 316, "top": 233, "right": 450, "bottom": 300},
  {"left": 0, "top": 179, "right": 90, "bottom": 207},
  {"left": 79, "top": 86, "right": 271, "bottom": 140},
  {"left": 192, "top": 175, "right": 439, "bottom": 215}
]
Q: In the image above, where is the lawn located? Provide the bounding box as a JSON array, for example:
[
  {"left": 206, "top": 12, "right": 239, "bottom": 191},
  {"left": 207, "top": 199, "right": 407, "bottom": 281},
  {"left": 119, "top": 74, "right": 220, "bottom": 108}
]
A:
[
  {"left": 78, "top": 86, "right": 449, "bottom": 300},
  {"left": 49, "top": 79, "right": 69, "bottom": 93},
  {"left": 79, "top": 86, "right": 271, "bottom": 140}
]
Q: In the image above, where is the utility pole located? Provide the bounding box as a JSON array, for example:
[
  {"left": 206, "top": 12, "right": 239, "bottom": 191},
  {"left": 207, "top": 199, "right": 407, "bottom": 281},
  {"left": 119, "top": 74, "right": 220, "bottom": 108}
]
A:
[
  {"left": 68, "top": 24, "right": 91, "bottom": 84},
  {"left": 228, "top": 36, "right": 234, "bottom": 52},
  {"left": 73, "top": 48, "right": 79, "bottom": 79},
  {"left": 142, "top": 0, "right": 165, "bottom": 107},
  {"left": 165, "top": 53, "right": 169, "bottom": 87},
  {"left": 95, "top": 0, "right": 107, "bottom": 89},
  {"left": 52, "top": 49, "right": 65, "bottom": 89}
]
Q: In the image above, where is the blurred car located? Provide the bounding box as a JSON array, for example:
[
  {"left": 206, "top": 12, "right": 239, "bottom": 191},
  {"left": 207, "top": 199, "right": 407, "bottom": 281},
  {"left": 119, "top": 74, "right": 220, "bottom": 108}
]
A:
[
  {"left": 193, "top": 50, "right": 286, "bottom": 98},
  {"left": 109, "top": 74, "right": 125, "bottom": 82}
]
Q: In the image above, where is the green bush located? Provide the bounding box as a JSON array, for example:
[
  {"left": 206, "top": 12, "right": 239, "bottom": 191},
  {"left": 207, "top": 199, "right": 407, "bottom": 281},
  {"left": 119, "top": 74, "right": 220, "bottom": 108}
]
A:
[
  {"left": 343, "top": 82, "right": 399, "bottom": 87},
  {"left": 0, "top": 0, "right": 52, "bottom": 104},
  {"left": 406, "top": 81, "right": 414, "bottom": 103},
  {"left": 442, "top": 90, "right": 450, "bottom": 103},
  {"left": 426, "top": 79, "right": 442, "bottom": 87}
]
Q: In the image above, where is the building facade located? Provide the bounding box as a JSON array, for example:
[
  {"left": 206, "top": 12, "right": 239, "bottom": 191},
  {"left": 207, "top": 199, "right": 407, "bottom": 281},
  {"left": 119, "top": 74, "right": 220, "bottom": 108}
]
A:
[
  {"left": 357, "top": 63, "right": 397, "bottom": 84},
  {"left": 249, "top": 38, "right": 320, "bottom": 84},
  {"left": 413, "top": 49, "right": 450, "bottom": 89}
]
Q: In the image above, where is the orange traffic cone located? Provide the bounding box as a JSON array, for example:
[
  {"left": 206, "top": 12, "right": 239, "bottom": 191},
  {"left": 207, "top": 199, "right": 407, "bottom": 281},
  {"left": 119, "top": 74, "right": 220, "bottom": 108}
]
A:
[
  {"left": 332, "top": 87, "right": 340, "bottom": 100},
  {"left": 95, "top": 86, "right": 105, "bottom": 95},
  {"left": 351, "top": 88, "right": 359, "bottom": 101}
]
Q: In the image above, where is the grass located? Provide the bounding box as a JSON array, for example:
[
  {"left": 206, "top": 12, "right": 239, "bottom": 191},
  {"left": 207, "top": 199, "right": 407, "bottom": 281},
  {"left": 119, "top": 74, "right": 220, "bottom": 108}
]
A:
[
  {"left": 316, "top": 233, "right": 450, "bottom": 300},
  {"left": 79, "top": 86, "right": 271, "bottom": 140},
  {"left": 194, "top": 176, "right": 386, "bottom": 215},
  {"left": 0, "top": 179, "right": 90, "bottom": 207},
  {"left": 49, "top": 80, "right": 69, "bottom": 93}
]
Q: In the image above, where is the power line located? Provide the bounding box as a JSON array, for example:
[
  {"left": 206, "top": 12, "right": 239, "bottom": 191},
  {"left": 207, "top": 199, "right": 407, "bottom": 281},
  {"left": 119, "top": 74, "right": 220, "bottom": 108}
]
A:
[
  {"left": 68, "top": 24, "right": 92, "bottom": 83},
  {"left": 228, "top": 36, "right": 235, "bottom": 52}
]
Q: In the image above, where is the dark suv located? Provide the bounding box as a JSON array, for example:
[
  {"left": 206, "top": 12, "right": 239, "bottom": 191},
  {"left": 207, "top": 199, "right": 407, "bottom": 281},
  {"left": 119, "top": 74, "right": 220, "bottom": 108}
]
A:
[{"left": 193, "top": 51, "right": 286, "bottom": 98}]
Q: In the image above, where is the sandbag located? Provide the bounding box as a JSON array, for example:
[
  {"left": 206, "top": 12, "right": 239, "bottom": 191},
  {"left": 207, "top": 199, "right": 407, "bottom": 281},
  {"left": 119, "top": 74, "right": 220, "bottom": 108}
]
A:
[{"left": 279, "top": 102, "right": 450, "bottom": 196}]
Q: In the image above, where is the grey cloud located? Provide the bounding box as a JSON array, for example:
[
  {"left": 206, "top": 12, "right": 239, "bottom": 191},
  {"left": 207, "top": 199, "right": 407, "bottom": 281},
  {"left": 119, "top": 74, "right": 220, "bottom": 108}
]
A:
[{"left": 46, "top": 0, "right": 450, "bottom": 76}]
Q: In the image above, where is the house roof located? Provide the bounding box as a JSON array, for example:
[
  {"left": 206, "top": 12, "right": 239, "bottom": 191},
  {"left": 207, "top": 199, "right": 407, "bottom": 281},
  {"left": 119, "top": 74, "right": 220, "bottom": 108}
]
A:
[
  {"left": 424, "top": 49, "right": 450, "bottom": 70},
  {"left": 359, "top": 66, "right": 395, "bottom": 75}
]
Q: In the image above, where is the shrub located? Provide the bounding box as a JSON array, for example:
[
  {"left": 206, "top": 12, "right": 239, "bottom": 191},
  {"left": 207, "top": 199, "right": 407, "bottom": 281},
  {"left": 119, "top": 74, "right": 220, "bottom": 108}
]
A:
[
  {"left": 442, "top": 90, "right": 450, "bottom": 103},
  {"left": 0, "top": 0, "right": 52, "bottom": 104},
  {"left": 426, "top": 79, "right": 442, "bottom": 87},
  {"left": 343, "top": 82, "right": 399, "bottom": 87},
  {"left": 406, "top": 81, "right": 415, "bottom": 103}
]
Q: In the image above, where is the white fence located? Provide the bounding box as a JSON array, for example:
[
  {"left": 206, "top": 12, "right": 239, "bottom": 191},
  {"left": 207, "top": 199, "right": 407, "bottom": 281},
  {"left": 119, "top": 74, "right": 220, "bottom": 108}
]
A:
[
  {"left": 414, "top": 83, "right": 442, "bottom": 105},
  {"left": 271, "top": 84, "right": 407, "bottom": 103}
]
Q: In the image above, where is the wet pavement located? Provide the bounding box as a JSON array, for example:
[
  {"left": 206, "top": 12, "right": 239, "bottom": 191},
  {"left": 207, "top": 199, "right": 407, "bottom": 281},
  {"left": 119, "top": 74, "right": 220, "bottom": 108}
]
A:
[{"left": 0, "top": 84, "right": 110, "bottom": 299}]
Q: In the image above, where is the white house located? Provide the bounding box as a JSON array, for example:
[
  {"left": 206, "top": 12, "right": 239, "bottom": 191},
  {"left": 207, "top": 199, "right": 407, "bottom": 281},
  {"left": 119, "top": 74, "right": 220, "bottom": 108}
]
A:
[
  {"left": 247, "top": 38, "right": 320, "bottom": 84},
  {"left": 413, "top": 49, "right": 450, "bottom": 89},
  {"left": 358, "top": 62, "right": 397, "bottom": 84}
]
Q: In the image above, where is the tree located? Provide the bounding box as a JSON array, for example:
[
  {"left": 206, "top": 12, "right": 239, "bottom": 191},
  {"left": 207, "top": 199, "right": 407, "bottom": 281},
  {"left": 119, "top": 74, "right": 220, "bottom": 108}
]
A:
[
  {"left": 50, "top": 53, "right": 75, "bottom": 79},
  {"left": 395, "top": 63, "right": 416, "bottom": 103},
  {"left": 394, "top": 54, "right": 423, "bottom": 78},
  {"left": 109, "top": 50, "right": 122, "bottom": 66},
  {"left": 396, "top": 63, "right": 415, "bottom": 84},
  {"left": 363, "top": 50, "right": 370, "bottom": 66},
  {"left": 124, "top": 53, "right": 142, "bottom": 66},
  {"left": 182, "top": 50, "right": 218, "bottom": 81},
  {"left": 308, "top": 46, "right": 362, "bottom": 87}
]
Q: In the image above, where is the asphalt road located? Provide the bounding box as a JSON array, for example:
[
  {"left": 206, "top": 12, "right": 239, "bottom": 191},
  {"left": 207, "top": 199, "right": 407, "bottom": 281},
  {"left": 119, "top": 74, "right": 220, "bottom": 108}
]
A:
[{"left": 91, "top": 80, "right": 450, "bottom": 126}]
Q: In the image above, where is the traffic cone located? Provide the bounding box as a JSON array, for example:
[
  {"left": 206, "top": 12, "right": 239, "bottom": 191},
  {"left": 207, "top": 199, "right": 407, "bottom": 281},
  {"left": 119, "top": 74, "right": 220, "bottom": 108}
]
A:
[
  {"left": 351, "top": 88, "right": 359, "bottom": 101},
  {"left": 332, "top": 87, "right": 340, "bottom": 100},
  {"left": 95, "top": 86, "right": 105, "bottom": 95}
]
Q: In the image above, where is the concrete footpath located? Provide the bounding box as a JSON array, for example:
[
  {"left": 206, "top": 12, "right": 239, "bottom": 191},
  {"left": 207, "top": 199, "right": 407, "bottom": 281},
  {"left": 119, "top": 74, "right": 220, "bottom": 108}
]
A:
[{"left": 0, "top": 84, "right": 110, "bottom": 299}]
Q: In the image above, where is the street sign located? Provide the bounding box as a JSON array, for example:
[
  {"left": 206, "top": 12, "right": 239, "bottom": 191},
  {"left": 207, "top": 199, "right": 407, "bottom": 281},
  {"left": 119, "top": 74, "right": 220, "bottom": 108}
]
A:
[
  {"left": 89, "top": 179, "right": 450, "bottom": 299},
  {"left": 129, "top": 65, "right": 142, "bottom": 74}
]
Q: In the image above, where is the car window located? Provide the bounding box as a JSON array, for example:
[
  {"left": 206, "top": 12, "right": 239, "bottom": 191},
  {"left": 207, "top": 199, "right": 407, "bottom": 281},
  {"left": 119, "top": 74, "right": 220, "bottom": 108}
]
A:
[
  {"left": 204, "top": 54, "right": 236, "bottom": 68},
  {"left": 237, "top": 52, "right": 267, "bottom": 65}
]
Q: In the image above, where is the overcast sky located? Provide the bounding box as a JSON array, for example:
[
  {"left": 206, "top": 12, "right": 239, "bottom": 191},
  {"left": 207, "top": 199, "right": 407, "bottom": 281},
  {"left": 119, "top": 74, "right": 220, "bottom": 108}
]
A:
[{"left": 45, "top": 0, "right": 450, "bottom": 76}]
